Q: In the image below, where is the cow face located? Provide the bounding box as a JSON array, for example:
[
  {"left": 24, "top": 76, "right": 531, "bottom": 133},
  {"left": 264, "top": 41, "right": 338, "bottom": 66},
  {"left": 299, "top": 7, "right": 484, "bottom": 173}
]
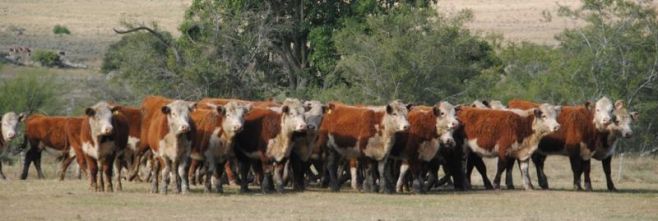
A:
[
  {"left": 218, "top": 101, "right": 251, "bottom": 136},
  {"left": 280, "top": 98, "right": 307, "bottom": 133},
  {"left": 384, "top": 100, "right": 411, "bottom": 133},
  {"left": 471, "top": 100, "right": 489, "bottom": 108},
  {"left": 161, "top": 100, "right": 196, "bottom": 135},
  {"left": 85, "top": 101, "right": 118, "bottom": 136},
  {"left": 1, "top": 112, "right": 24, "bottom": 141},
  {"left": 609, "top": 100, "right": 638, "bottom": 138},
  {"left": 592, "top": 97, "right": 614, "bottom": 131},
  {"left": 488, "top": 100, "right": 506, "bottom": 110},
  {"left": 303, "top": 100, "right": 326, "bottom": 133},
  {"left": 433, "top": 102, "right": 459, "bottom": 147},
  {"left": 532, "top": 103, "right": 561, "bottom": 134}
]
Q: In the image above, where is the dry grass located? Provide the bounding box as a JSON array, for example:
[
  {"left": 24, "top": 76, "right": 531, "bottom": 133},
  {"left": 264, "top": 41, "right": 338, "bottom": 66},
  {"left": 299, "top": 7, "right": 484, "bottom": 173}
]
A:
[{"left": 0, "top": 155, "right": 656, "bottom": 221}]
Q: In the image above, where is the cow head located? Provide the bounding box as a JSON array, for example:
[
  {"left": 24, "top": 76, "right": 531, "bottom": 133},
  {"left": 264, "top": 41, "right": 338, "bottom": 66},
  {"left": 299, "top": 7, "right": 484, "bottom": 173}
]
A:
[
  {"left": 532, "top": 103, "right": 561, "bottom": 135},
  {"left": 488, "top": 100, "right": 506, "bottom": 110},
  {"left": 85, "top": 101, "right": 119, "bottom": 136},
  {"left": 280, "top": 98, "right": 307, "bottom": 133},
  {"left": 592, "top": 97, "right": 614, "bottom": 131},
  {"left": 433, "top": 102, "right": 459, "bottom": 147},
  {"left": 471, "top": 100, "right": 490, "bottom": 108},
  {"left": 214, "top": 101, "right": 251, "bottom": 137},
  {"left": 302, "top": 100, "right": 326, "bottom": 133},
  {"left": 1, "top": 112, "right": 25, "bottom": 142},
  {"left": 384, "top": 100, "right": 411, "bottom": 133},
  {"left": 608, "top": 100, "right": 638, "bottom": 138},
  {"left": 161, "top": 100, "right": 196, "bottom": 135}
]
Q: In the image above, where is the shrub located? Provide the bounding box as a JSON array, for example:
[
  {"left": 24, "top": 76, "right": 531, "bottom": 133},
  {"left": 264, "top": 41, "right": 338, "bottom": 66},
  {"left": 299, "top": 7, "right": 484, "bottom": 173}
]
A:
[
  {"left": 53, "top": 25, "right": 71, "bottom": 35},
  {"left": 31, "top": 50, "right": 61, "bottom": 67}
]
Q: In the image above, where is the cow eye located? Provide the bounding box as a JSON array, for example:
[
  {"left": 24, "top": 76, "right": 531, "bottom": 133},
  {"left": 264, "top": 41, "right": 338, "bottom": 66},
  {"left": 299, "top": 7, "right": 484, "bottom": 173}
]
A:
[{"left": 440, "top": 112, "right": 445, "bottom": 116}]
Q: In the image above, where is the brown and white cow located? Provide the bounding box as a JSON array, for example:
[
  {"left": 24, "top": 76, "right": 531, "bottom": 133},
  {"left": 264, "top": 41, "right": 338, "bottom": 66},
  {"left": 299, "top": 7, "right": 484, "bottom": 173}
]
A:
[
  {"left": 390, "top": 102, "right": 459, "bottom": 193},
  {"left": 0, "top": 112, "right": 25, "bottom": 179},
  {"left": 507, "top": 97, "right": 615, "bottom": 190},
  {"left": 109, "top": 106, "right": 146, "bottom": 182},
  {"left": 140, "top": 96, "right": 196, "bottom": 194},
  {"left": 458, "top": 103, "right": 561, "bottom": 190},
  {"left": 21, "top": 115, "right": 82, "bottom": 180},
  {"left": 66, "top": 102, "right": 128, "bottom": 192},
  {"left": 318, "top": 100, "right": 411, "bottom": 193},
  {"left": 188, "top": 101, "right": 250, "bottom": 193},
  {"left": 233, "top": 98, "right": 307, "bottom": 193}
]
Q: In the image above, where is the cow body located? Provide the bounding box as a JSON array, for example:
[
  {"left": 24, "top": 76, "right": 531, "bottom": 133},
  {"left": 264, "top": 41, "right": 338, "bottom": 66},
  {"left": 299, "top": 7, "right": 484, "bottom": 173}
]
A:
[
  {"left": 458, "top": 104, "right": 561, "bottom": 190},
  {"left": 287, "top": 100, "right": 326, "bottom": 191},
  {"left": 21, "top": 115, "right": 82, "bottom": 180},
  {"left": 141, "top": 96, "right": 196, "bottom": 194},
  {"left": 0, "top": 112, "right": 24, "bottom": 179},
  {"left": 318, "top": 100, "right": 410, "bottom": 193}
]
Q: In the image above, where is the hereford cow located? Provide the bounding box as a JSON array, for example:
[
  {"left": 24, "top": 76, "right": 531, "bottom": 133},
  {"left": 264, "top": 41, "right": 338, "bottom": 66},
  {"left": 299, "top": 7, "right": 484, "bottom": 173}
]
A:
[
  {"left": 233, "top": 98, "right": 307, "bottom": 193},
  {"left": 318, "top": 100, "right": 411, "bottom": 193},
  {"left": 458, "top": 103, "right": 561, "bottom": 190},
  {"left": 287, "top": 100, "right": 326, "bottom": 191},
  {"left": 0, "top": 112, "right": 25, "bottom": 179},
  {"left": 21, "top": 115, "right": 83, "bottom": 180},
  {"left": 390, "top": 102, "right": 459, "bottom": 193},
  {"left": 509, "top": 98, "right": 635, "bottom": 191},
  {"left": 65, "top": 102, "right": 128, "bottom": 192},
  {"left": 188, "top": 101, "right": 250, "bottom": 193},
  {"left": 140, "top": 96, "right": 196, "bottom": 194},
  {"left": 109, "top": 106, "right": 146, "bottom": 182}
]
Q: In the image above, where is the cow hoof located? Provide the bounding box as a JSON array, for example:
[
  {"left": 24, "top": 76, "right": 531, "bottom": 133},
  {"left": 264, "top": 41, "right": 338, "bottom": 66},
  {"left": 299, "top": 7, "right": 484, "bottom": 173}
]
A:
[
  {"left": 239, "top": 187, "right": 250, "bottom": 194},
  {"left": 330, "top": 184, "right": 340, "bottom": 192},
  {"left": 585, "top": 183, "right": 592, "bottom": 192},
  {"left": 507, "top": 185, "right": 515, "bottom": 190}
]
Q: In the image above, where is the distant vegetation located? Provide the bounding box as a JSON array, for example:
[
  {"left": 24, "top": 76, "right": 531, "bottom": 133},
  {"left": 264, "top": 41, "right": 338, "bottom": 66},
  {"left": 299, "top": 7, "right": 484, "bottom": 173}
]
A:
[
  {"left": 52, "top": 24, "right": 71, "bottom": 35},
  {"left": 31, "top": 50, "right": 61, "bottom": 67},
  {"left": 80, "top": 0, "right": 658, "bottom": 152}
]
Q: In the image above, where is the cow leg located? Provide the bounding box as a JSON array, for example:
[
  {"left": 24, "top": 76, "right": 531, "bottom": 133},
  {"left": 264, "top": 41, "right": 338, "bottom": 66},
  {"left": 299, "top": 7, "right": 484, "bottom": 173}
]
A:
[
  {"left": 602, "top": 156, "right": 617, "bottom": 191},
  {"left": 273, "top": 161, "right": 286, "bottom": 193},
  {"left": 532, "top": 153, "right": 549, "bottom": 189},
  {"left": 188, "top": 159, "right": 200, "bottom": 186},
  {"left": 238, "top": 159, "right": 251, "bottom": 193},
  {"left": 127, "top": 150, "right": 143, "bottom": 182},
  {"left": 33, "top": 150, "right": 45, "bottom": 179},
  {"left": 203, "top": 160, "right": 213, "bottom": 193},
  {"left": 582, "top": 159, "right": 592, "bottom": 191},
  {"left": 225, "top": 160, "right": 237, "bottom": 186},
  {"left": 378, "top": 157, "right": 393, "bottom": 194},
  {"left": 471, "top": 153, "right": 493, "bottom": 189},
  {"left": 86, "top": 156, "right": 99, "bottom": 192},
  {"left": 181, "top": 157, "right": 190, "bottom": 194},
  {"left": 150, "top": 158, "right": 160, "bottom": 193},
  {"left": 465, "top": 153, "right": 475, "bottom": 188},
  {"left": 493, "top": 158, "right": 507, "bottom": 190},
  {"left": 348, "top": 159, "right": 359, "bottom": 191},
  {"left": 424, "top": 158, "right": 440, "bottom": 192},
  {"left": 569, "top": 155, "right": 583, "bottom": 191},
  {"left": 103, "top": 156, "right": 115, "bottom": 192},
  {"left": 160, "top": 158, "right": 172, "bottom": 195},
  {"left": 114, "top": 156, "right": 123, "bottom": 191},
  {"left": 396, "top": 160, "right": 410, "bottom": 193},
  {"left": 505, "top": 159, "right": 515, "bottom": 189},
  {"left": 291, "top": 153, "right": 306, "bottom": 191},
  {"left": 410, "top": 160, "right": 426, "bottom": 194},
  {"left": 363, "top": 159, "right": 375, "bottom": 193},
  {"left": 518, "top": 159, "right": 534, "bottom": 190},
  {"left": 59, "top": 155, "right": 76, "bottom": 181},
  {"left": 326, "top": 148, "right": 340, "bottom": 192},
  {"left": 0, "top": 162, "right": 5, "bottom": 180},
  {"left": 213, "top": 162, "right": 224, "bottom": 193}
]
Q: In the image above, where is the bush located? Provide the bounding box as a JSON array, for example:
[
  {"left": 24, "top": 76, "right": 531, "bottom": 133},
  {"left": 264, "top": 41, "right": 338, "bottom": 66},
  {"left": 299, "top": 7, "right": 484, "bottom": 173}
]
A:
[
  {"left": 53, "top": 25, "right": 71, "bottom": 35},
  {"left": 31, "top": 50, "right": 61, "bottom": 67},
  {"left": 0, "top": 70, "right": 60, "bottom": 115}
]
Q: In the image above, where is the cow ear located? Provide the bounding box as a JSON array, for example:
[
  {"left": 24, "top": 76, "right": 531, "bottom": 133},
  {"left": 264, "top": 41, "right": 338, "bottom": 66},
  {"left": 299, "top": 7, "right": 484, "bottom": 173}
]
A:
[
  {"left": 554, "top": 105, "right": 562, "bottom": 114},
  {"left": 615, "top": 100, "right": 624, "bottom": 110},
  {"left": 433, "top": 105, "right": 441, "bottom": 117},
  {"left": 282, "top": 105, "right": 290, "bottom": 114},
  {"left": 85, "top": 108, "right": 96, "bottom": 117},
  {"left": 111, "top": 106, "right": 121, "bottom": 115},
  {"left": 304, "top": 101, "right": 312, "bottom": 112},
  {"left": 533, "top": 109, "right": 543, "bottom": 118},
  {"left": 406, "top": 103, "right": 414, "bottom": 111},
  {"left": 216, "top": 105, "right": 226, "bottom": 116},
  {"left": 482, "top": 100, "right": 490, "bottom": 108},
  {"left": 189, "top": 102, "right": 198, "bottom": 112},
  {"left": 631, "top": 112, "right": 639, "bottom": 121},
  {"left": 322, "top": 105, "right": 329, "bottom": 114},
  {"left": 244, "top": 103, "right": 252, "bottom": 112},
  {"left": 455, "top": 106, "right": 462, "bottom": 112},
  {"left": 161, "top": 106, "right": 171, "bottom": 114},
  {"left": 18, "top": 113, "right": 25, "bottom": 122},
  {"left": 386, "top": 104, "right": 393, "bottom": 114}
]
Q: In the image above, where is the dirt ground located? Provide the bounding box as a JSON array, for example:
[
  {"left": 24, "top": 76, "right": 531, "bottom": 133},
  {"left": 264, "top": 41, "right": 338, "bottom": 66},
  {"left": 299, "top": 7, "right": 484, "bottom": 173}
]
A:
[{"left": 0, "top": 155, "right": 656, "bottom": 221}]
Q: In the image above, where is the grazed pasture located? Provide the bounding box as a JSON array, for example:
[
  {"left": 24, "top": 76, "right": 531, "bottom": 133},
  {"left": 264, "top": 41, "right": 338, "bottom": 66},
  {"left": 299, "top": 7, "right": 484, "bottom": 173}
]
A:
[{"left": 1, "top": 155, "right": 656, "bottom": 221}]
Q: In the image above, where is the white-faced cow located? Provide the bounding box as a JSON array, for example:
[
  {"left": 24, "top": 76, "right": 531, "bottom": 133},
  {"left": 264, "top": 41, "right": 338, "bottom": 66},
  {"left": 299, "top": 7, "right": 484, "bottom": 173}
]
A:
[{"left": 0, "top": 112, "right": 25, "bottom": 179}]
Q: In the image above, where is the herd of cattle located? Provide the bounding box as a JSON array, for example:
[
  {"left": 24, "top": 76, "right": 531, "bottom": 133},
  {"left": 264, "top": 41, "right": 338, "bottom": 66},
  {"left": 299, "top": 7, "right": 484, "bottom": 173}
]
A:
[{"left": 0, "top": 95, "right": 638, "bottom": 194}]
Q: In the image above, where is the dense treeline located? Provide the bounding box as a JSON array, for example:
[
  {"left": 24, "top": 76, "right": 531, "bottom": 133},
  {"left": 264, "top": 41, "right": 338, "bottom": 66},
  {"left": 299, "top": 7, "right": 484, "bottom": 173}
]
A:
[{"left": 1, "top": 0, "right": 655, "bottom": 153}]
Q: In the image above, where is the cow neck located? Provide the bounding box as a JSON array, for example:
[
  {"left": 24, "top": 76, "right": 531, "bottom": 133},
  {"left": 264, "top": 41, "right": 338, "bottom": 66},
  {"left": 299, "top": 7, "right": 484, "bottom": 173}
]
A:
[
  {"left": 517, "top": 114, "right": 540, "bottom": 147},
  {"left": 265, "top": 112, "right": 292, "bottom": 162}
]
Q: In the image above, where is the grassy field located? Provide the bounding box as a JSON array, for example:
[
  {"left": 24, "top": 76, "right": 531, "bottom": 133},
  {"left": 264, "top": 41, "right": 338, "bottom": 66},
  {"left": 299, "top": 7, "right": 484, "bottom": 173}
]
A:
[{"left": 0, "top": 155, "right": 656, "bottom": 220}]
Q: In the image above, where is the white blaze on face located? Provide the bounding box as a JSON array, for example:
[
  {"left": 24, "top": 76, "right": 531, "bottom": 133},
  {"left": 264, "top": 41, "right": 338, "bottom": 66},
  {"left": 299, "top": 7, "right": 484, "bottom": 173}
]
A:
[
  {"left": 593, "top": 97, "right": 614, "bottom": 131},
  {"left": 609, "top": 100, "right": 638, "bottom": 139},
  {"left": 433, "top": 102, "right": 459, "bottom": 146},
  {"left": 1, "top": 112, "right": 24, "bottom": 141},
  {"left": 219, "top": 101, "right": 251, "bottom": 136},
  {"left": 471, "top": 100, "right": 489, "bottom": 108},
  {"left": 280, "top": 98, "right": 307, "bottom": 133},
  {"left": 532, "top": 103, "right": 561, "bottom": 134},
  {"left": 162, "top": 100, "right": 196, "bottom": 135},
  {"left": 85, "top": 101, "right": 116, "bottom": 137},
  {"left": 384, "top": 100, "right": 411, "bottom": 133},
  {"left": 488, "top": 100, "right": 506, "bottom": 110},
  {"left": 303, "top": 100, "right": 325, "bottom": 132}
]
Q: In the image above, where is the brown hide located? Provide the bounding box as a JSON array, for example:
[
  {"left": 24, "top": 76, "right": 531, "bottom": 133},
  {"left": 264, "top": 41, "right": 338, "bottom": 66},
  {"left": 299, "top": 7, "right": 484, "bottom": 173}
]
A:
[{"left": 318, "top": 103, "right": 382, "bottom": 156}]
